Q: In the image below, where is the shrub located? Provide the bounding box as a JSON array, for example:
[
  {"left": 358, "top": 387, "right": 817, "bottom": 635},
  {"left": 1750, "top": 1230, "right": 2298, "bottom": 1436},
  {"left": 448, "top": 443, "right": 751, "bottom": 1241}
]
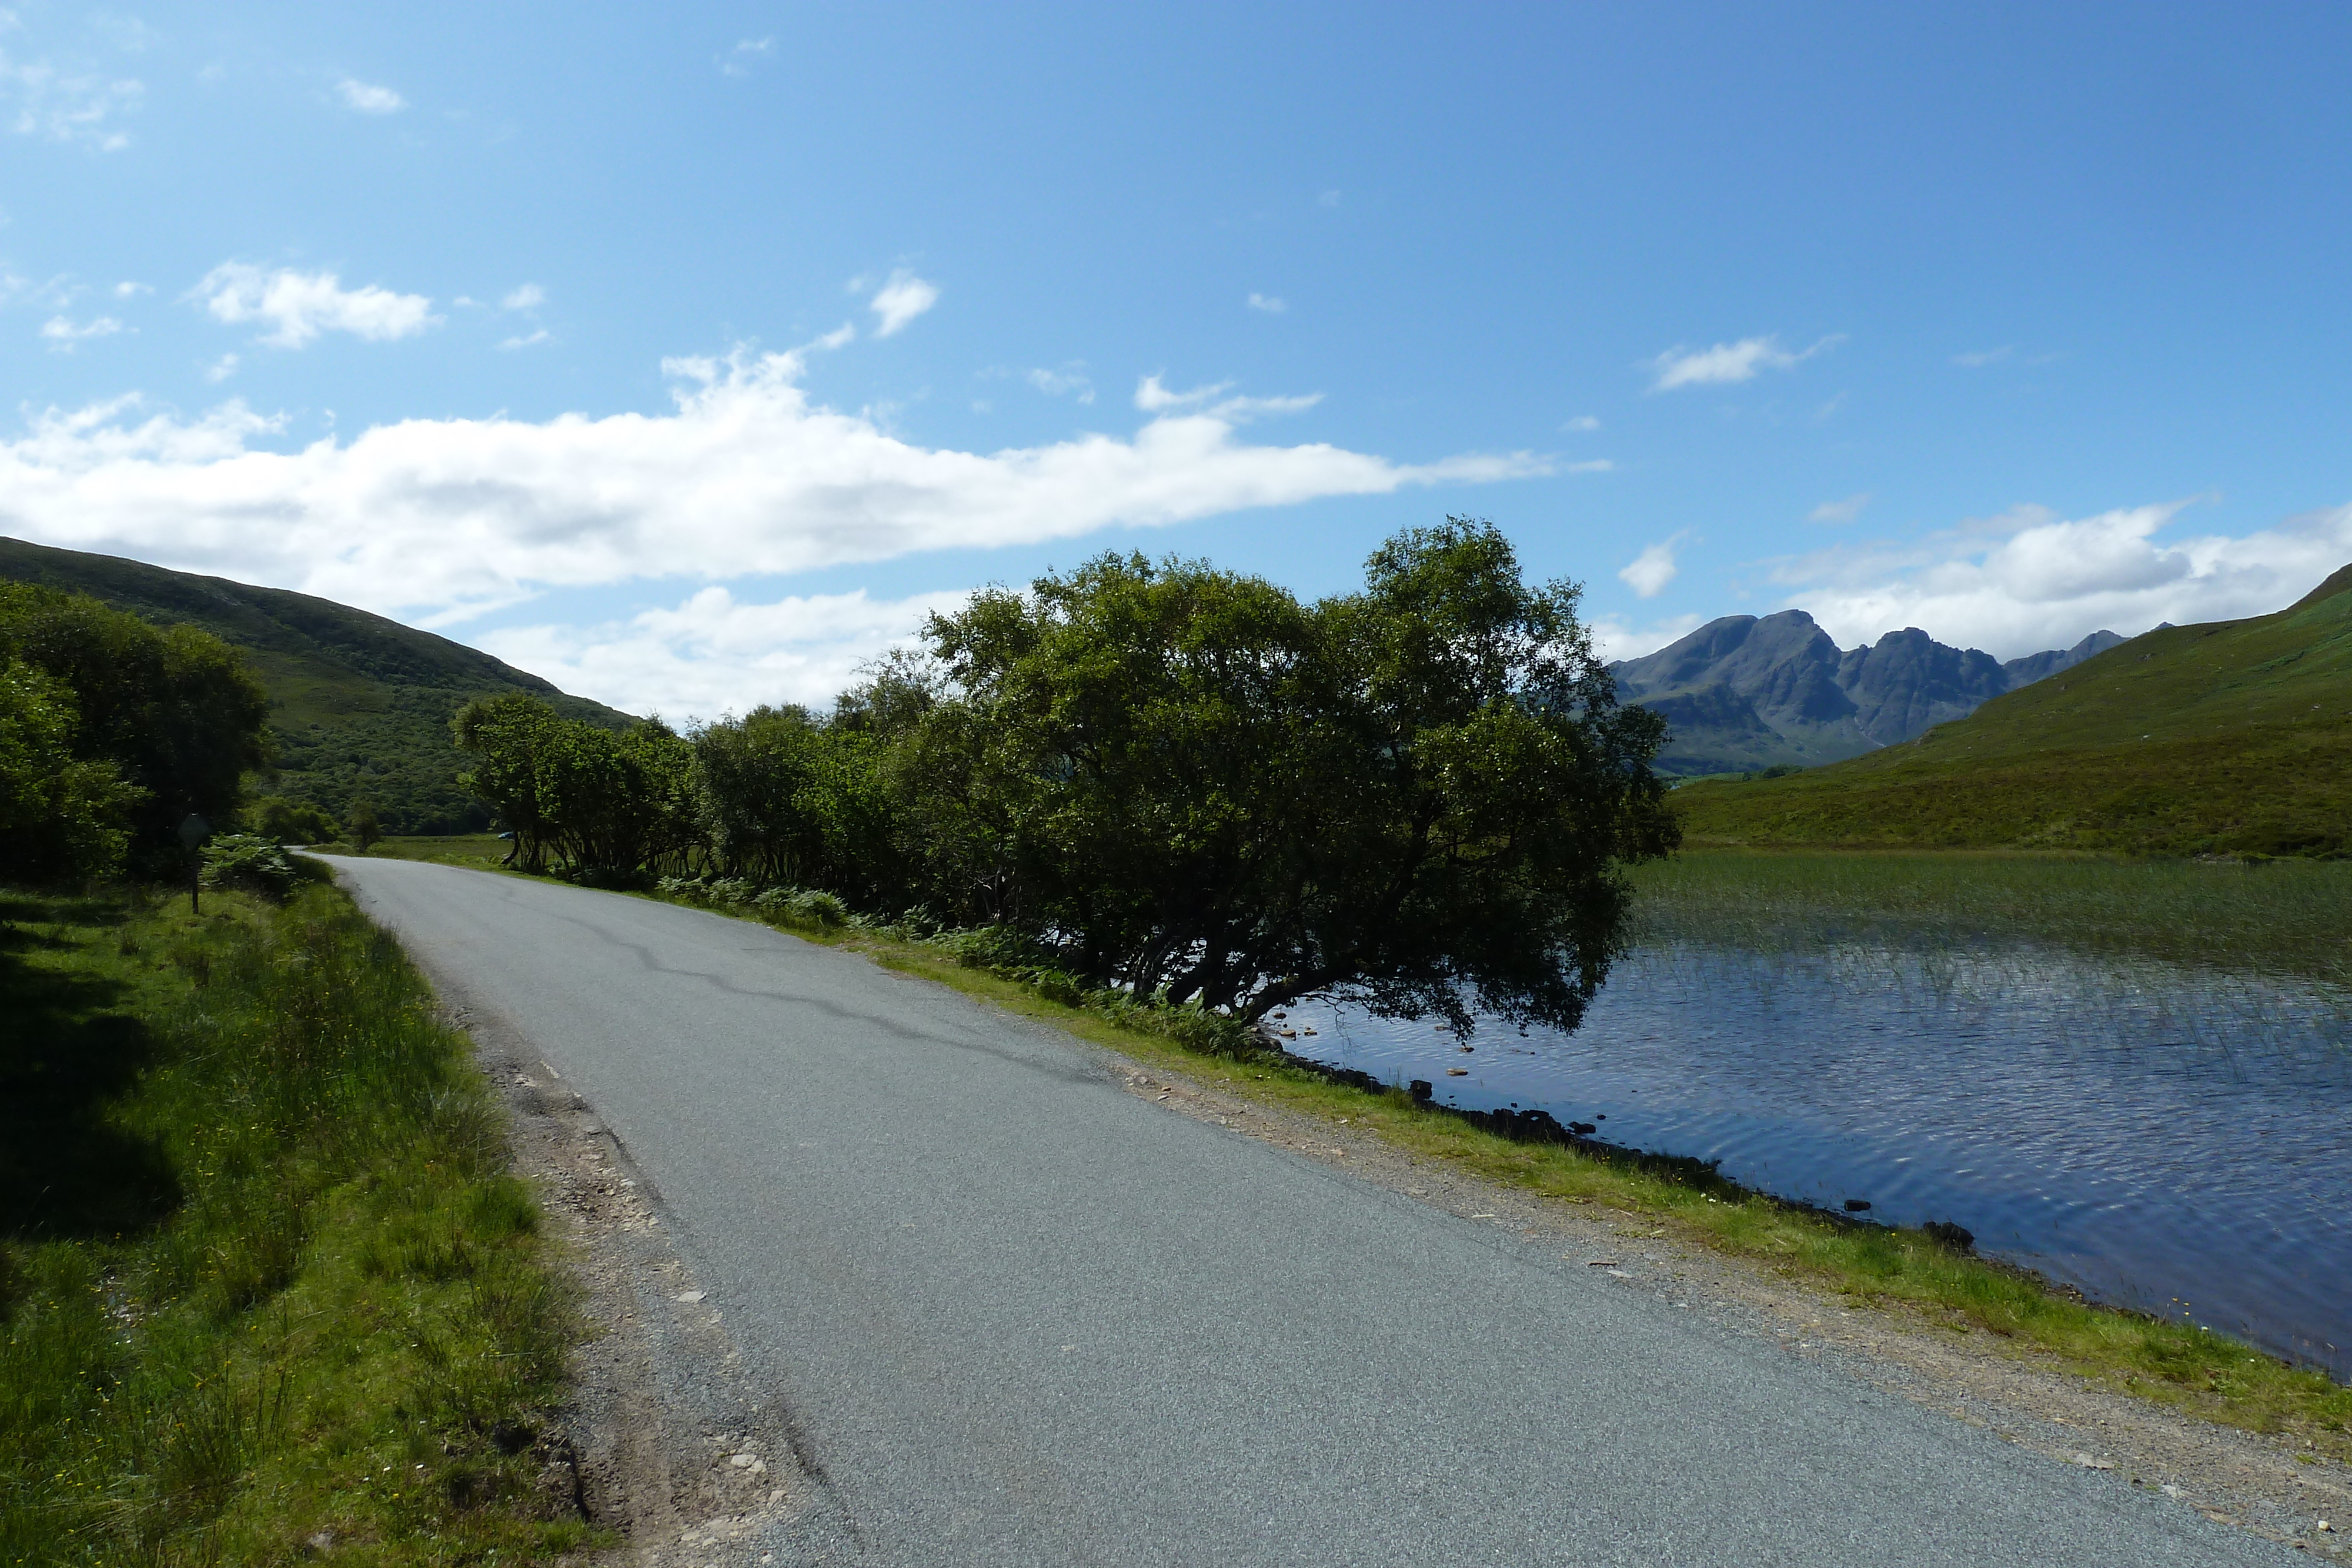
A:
[{"left": 201, "top": 833, "right": 302, "bottom": 900}]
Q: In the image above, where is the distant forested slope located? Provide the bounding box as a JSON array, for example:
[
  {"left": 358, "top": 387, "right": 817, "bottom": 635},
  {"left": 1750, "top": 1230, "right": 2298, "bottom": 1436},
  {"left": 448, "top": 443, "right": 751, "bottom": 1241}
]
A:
[
  {"left": 0, "top": 538, "right": 632, "bottom": 833},
  {"left": 1673, "top": 564, "right": 2352, "bottom": 855}
]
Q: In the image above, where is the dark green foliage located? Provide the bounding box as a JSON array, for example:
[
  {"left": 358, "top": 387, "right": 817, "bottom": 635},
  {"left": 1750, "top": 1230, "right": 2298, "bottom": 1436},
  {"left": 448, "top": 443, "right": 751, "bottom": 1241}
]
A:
[
  {"left": 0, "top": 583, "right": 270, "bottom": 881},
  {"left": 246, "top": 793, "right": 340, "bottom": 844},
  {"left": 1676, "top": 562, "right": 2352, "bottom": 854},
  {"left": 0, "top": 658, "right": 137, "bottom": 884},
  {"left": 454, "top": 694, "right": 699, "bottom": 878},
  {"left": 0, "top": 536, "right": 632, "bottom": 835},
  {"left": 346, "top": 797, "right": 383, "bottom": 852}
]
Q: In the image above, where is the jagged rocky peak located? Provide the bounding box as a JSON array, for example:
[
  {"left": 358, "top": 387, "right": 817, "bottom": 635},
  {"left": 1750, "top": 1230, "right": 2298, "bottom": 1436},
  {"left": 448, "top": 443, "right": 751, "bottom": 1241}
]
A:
[{"left": 1613, "top": 611, "right": 2127, "bottom": 775}]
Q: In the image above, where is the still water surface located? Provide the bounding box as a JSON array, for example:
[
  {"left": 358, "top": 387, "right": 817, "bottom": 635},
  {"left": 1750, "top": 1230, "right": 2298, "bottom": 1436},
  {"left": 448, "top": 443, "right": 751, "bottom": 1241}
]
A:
[{"left": 1282, "top": 942, "right": 2352, "bottom": 1378}]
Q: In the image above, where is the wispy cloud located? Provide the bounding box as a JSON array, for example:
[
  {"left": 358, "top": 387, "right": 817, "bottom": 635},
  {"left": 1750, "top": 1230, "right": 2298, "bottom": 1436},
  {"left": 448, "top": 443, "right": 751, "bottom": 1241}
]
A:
[
  {"left": 1246, "top": 292, "right": 1287, "bottom": 314},
  {"left": 497, "top": 329, "right": 549, "bottom": 351},
  {"left": 2, "top": 48, "right": 142, "bottom": 149},
  {"left": 0, "top": 347, "right": 1551, "bottom": 632},
  {"left": 1769, "top": 499, "right": 2352, "bottom": 657},
  {"left": 721, "top": 37, "right": 774, "bottom": 76},
  {"left": 500, "top": 283, "right": 545, "bottom": 311},
  {"left": 867, "top": 269, "right": 938, "bottom": 337},
  {"left": 193, "top": 263, "right": 439, "bottom": 349},
  {"left": 336, "top": 77, "right": 405, "bottom": 114},
  {"left": 1953, "top": 346, "right": 2011, "bottom": 368},
  {"left": 202, "top": 352, "right": 238, "bottom": 383},
  {"left": 1808, "top": 492, "right": 1872, "bottom": 524},
  {"left": 113, "top": 279, "right": 150, "bottom": 298},
  {"left": 1649, "top": 334, "right": 1840, "bottom": 392},
  {"left": 1027, "top": 363, "right": 1093, "bottom": 403},
  {"left": 1618, "top": 534, "right": 1685, "bottom": 599},
  {"left": 39, "top": 313, "right": 124, "bottom": 351},
  {"left": 1132, "top": 376, "right": 1322, "bottom": 422},
  {"left": 1317, "top": 189, "right": 1341, "bottom": 208},
  {"left": 1563, "top": 415, "right": 1600, "bottom": 432}
]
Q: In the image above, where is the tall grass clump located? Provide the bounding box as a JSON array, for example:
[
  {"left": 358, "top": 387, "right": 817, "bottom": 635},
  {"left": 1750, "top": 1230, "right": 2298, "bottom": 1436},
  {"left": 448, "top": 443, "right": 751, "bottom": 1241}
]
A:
[{"left": 0, "top": 882, "right": 589, "bottom": 1564}]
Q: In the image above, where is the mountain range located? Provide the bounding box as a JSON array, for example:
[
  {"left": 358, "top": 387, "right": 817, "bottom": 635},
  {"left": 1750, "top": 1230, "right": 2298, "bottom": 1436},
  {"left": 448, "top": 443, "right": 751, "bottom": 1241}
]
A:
[
  {"left": 1612, "top": 612, "right": 2126, "bottom": 775},
  {"left": 1673, "top": 562, "right": 2352, "bottom": 857}
]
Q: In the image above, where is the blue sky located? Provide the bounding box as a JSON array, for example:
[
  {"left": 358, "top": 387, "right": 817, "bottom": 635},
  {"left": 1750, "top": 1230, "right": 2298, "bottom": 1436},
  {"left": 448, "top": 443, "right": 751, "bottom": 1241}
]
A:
[{"left": 5, "top": 1, "right": 2350, "bottom": 715}]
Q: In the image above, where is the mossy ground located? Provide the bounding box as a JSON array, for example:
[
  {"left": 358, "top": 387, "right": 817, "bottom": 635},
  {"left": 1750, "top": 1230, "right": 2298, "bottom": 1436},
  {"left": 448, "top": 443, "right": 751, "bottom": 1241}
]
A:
[{"left": 0, "top": 879, "right": 595, "bottom": 1564}]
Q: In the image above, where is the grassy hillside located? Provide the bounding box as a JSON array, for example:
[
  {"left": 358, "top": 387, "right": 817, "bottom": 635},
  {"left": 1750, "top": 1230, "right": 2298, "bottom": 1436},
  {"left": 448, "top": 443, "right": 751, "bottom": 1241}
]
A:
[
  {"left": 0, "top": 538, "right": 632, "bottom": 834},
  {"left": 1675, "top": 564, "right": 2352, "bottom": 855}
]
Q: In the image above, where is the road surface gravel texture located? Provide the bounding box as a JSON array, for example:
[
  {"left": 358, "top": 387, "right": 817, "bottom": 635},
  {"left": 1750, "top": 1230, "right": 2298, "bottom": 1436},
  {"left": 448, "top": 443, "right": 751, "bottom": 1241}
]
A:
[{"left": 325, "top": 856, "right": 2292, "bottom": 1567}]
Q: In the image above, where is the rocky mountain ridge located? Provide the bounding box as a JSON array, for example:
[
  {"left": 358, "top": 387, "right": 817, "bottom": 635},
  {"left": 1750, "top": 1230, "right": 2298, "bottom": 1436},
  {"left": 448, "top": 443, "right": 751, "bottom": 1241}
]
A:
[{"left": 1613, "top": 610, "right": 2124, "bottom": 775}]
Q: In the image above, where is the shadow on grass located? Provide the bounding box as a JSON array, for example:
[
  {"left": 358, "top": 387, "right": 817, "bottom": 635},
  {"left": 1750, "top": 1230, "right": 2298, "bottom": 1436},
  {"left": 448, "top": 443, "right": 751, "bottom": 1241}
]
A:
[{"left": 0, "top": 895, "right": 181, "bottom": 1295}]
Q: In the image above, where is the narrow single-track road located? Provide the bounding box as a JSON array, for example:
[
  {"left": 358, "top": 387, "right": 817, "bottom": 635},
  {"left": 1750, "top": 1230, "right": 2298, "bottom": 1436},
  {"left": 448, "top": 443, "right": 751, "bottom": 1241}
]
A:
[{"left": 326, "top": 856, "right": 2292, "bottom": 1567}]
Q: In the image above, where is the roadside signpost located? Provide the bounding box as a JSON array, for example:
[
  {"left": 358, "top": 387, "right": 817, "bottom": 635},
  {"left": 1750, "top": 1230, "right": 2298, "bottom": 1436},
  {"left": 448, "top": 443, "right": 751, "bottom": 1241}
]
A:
[{"left": 178, "top": 813, "right": 209, "bottom": 914}]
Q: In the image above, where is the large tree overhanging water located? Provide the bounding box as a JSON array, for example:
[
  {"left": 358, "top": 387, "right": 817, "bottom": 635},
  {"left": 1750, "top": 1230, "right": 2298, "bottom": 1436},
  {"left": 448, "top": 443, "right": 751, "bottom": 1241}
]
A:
[{"left": 455, "top": 518, "right": 1680, "bottom": 1029}]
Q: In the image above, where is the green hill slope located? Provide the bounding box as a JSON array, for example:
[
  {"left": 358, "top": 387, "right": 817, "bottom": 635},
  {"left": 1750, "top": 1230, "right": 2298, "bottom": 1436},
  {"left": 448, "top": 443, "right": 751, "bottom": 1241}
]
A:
[
  {"left": 0, "top": 537, "right": 633, "bottom": 834},
  {"left": 1675, "top": 563, "right": 2352, "bottom": 855}
]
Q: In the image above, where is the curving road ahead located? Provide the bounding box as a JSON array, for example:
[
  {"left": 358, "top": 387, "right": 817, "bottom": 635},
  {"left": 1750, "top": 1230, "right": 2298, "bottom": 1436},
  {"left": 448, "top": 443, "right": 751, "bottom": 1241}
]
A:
[{"left": 325, "top": 855, "right": 2288, "bottom": 1567}]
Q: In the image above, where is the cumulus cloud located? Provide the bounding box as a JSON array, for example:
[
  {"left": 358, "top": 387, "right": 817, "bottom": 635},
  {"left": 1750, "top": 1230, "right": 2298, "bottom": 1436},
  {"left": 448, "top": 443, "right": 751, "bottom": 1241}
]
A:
[
  {"left": 336, "top": 78, "right": 405, "bottom": 113},
  {"left": 478, "top": 585, "right": 974, "bottom": 718},
  {"left": 40, "top": 314, "right": 124, "bottom": 350},
  {"left": 867, "top": 269, "right": 938, "bottom": 337},
  {"left": 1247, "top": 292, "right": 1287, "bottom": 314},
  {"left": 1618, "top": 536, "right": 1685, "bottom": 599},
  {"left": 194, "top": 263, "right": 439, "bottom": 348},
  {"left": 1, "top": 48, "right": 142, "bottom": 148},
  {"left": 1649, "top": 334, "right": 1839, "bottom": 392},
  {"left": 1772, "top": 500, "right": 2352, "bottom": 658},
  {"left": 0, "top": 347, "right": 1551, "bottom": 628},
  {"left": 1808, "top": 492, "right": 1871, "bottom": 524}
]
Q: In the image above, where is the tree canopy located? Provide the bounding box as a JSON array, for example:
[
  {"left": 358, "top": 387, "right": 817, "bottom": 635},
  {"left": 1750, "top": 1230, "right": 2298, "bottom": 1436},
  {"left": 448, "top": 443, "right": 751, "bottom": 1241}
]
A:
[
  {"left": 0, "top": 584, "right": 270, "bottom": 883},
  {"left": 456, "top": 520, "right": 1675, "bottom": 1035}
]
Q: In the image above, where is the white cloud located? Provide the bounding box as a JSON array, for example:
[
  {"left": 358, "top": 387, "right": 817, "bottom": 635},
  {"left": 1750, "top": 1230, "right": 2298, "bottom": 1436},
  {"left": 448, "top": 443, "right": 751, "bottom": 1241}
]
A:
[
  {"left": 1589, "top": 611, "right": 1704, "bottom": 664},
  {"left": 1562, "top": 459, "right": 1613, "bottom": 474},
  {"left": 722, "top": 37, "right": 774, "bottom": 76},
  {"left": 2, "top": 48, "right": 142, "bottom": 148},
  {"left": 1649, "top": 334, "right": 1839, "bottom": 392},
  {"left": 497, "top": 329, "right": 549, "bottom": 350},
  {"left": 1771, "top": 499, "right": 2352, "bottom": 658},
  {"left": 1027, "top": 364, "right": 1093, "bottom": 403},
  {"left": 1132, "top": 375, "right": 1321, "bottom": 422},
  {"left": 112, "top": 279, "right": 149, "bottom": 297},
  {"left": 1563, "top": 415, "right": 1600, "bottom": 432},
  {"left": 202, "top": 352, "right": 238, "bottom": 382},
  {"left": 1618, "top": 536, "right": 1685, "bottom": 599},
  {"left": 500, "top": 283, "right": 545, "bottom": 311},
  {"left": 1808, "top": 492, "right": 1871, "bottom": 524},
  {"left": 336, "top": 77, "right": 405, "bottom": 113},
  {"left": 867, "top": 269, "right": 938, "bottom": 337},
  {"left": 1953, "top": 346, "right": 2011, "bottom": 368},
  {"left": 39, "top": 313, "right": 123, "bottom": 350},
  {"left": 193, "top": 263, "right": 439, "bottom": 348},
  {"left": 1247, "top": 292, "right": 1287, "bottom": 314},
  {"left": 0, "top": 347, "right": 1551, "bottom": 628},
  {"left": 479, "top": 584, "right": 974, "bottom": 718},
  {"left": 1318, "top": 189, "right": 1341, "bottom": 208}
]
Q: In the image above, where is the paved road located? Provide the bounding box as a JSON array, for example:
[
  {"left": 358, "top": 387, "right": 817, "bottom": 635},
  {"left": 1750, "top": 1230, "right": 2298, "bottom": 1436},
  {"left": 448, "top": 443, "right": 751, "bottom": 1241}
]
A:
[{"left": 326, "top": 857, "right": 2288, "bottom": 1566}]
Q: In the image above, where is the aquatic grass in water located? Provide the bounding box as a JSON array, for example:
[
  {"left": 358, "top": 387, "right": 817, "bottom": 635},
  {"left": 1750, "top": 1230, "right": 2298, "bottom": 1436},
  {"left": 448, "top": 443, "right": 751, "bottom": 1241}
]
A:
[{"left": 1630, "top": 850, "right": 2352, "bottom": 989}]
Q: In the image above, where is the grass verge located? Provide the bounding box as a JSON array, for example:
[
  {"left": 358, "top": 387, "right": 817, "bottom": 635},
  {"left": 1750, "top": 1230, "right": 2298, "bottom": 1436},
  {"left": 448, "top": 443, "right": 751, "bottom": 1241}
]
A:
[
  {"left": 0, "top": 877, "right": 593, "bottom": 1564},
  {"left": 376, "top": 838, "right": 2352, "bottom": 1462}
]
